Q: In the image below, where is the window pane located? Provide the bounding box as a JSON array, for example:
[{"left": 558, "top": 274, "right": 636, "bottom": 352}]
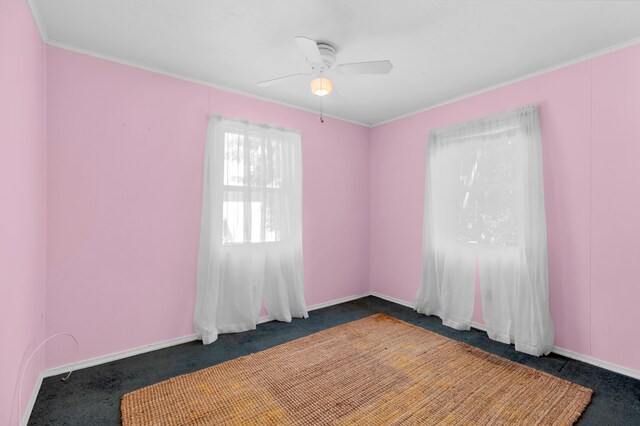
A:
[
  {"left": 266, "top": 138, "right": 283, "bottom": 189},
  {"left": 458, "top": 189, "right": 517, "bottom": 246},
  {"left": 223, "top": 132, "right": 245, "bottom": 186},
  {"left": 458, "top": 190, "right": 479, "bottom": 244},
  {"left": 249, "top": 199, "right": 263, "bottom": 243},
  {"left": 479, "top": 189, "right": 518, "bottom": 246},
  {"left": 456, "top": 134, "right": 520, "bottom": 247},
  {"left": 263, "top": 190, "right": 280, "bottom": 242},
  {"left": 223, "top": 191, "right": 244, "bottom": 244},
  {"left": 249, "top": 192, "right": 280, "bottom": 243},
  {"left": 248, "top": 133, "right": 264, "bottom": 187},
  {"left": 222, "top": 130, "right": 286, "bottom": 244},
  {"left": 478, "top": 138, "right": 516, "bottom": 185},
  {"left": 459, "top": 136, "right": 516, "bottom": 187}
]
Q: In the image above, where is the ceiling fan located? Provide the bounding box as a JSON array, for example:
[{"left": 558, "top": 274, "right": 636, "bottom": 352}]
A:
[{"left": 257, "top": 36, "right": 393, "bottom": 97}]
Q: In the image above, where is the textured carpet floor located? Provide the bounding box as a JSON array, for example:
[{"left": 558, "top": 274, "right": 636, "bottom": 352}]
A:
[
  {"left": 29, "top": 296, "right": 640, "bottom": 425},
  {"left": 121, "top": 314, "right": 592, "bottom": 425}
]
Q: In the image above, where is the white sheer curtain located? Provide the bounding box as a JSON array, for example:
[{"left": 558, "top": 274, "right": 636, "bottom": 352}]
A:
[
  {"left": 195, "top": 115, "right": 307, "bottom": 345},
  {"left": 416, "top": 105, "right": 554, "bottom": 356}
]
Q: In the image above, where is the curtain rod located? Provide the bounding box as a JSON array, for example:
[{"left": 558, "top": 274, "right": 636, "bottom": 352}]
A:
[
  {"left": 433, "top": 125, "right": 523, "bottom": 144},
  {"left": 209, "top": 114, "right": 301, "bottom": 135},
  {"left": 430, "top": 104, "right": 537, "bottom": 143}
]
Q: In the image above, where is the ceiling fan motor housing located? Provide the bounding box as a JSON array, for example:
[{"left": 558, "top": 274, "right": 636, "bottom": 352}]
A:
[{"left": 317, "top": 43, "right": 337, "bottom": 68}]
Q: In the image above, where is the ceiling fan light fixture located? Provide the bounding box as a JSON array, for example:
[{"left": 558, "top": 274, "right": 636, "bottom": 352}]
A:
[{"left": 310, "top": 77, "right": 333, "bottom": 96}]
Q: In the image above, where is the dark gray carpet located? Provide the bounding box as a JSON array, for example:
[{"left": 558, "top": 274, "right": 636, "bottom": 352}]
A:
[{"left": 29, "top": 296, "right": 640, "bottom": 425}]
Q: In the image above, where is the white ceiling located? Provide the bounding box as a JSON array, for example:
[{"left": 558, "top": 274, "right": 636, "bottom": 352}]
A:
[{"left": 31, "top": 0, "right": 640, "bottom": 126}]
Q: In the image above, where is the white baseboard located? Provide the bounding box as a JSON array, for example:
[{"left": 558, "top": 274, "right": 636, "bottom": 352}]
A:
[
  {"left": 307, "top": 292, "right": 371, "bottom": 311},
  {"left": 369, "top": 291, "right": 414, "bottom": 309},
  {"left": 43, "top": 291, "right": 371, "bottom": 379},
  {"left": 20, "top": 372, "right": 43, "bottom": 426},
  {"left": 43, "top": 334, "right": 199, "bottom": 378},
  {"left": 370, "top": 291, "right": 640, "bottom": 381},
  {"left": 550, "top": 346, "right": 640, "bottom": 380}
]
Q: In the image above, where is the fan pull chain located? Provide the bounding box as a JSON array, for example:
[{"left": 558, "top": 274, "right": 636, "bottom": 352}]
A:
[{"left": 320, "top": 69, "right": 324, "bottom": 123}]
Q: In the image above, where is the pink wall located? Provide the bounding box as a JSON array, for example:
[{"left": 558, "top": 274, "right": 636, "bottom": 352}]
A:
[
  {"left": 590, "top": 48, "right": 640, "bottom": 371},
  {"left": 370, "top": 44, "right": 640, "bottom": 372},
  {"left": 41, "top": 33, "right": 640, "bottom": 375},
  {"left": 45, "top": 47, "right": 370, "bottom": 368},
  {"left": 0, "top": 0, "right": 46, "bottom": 423}
]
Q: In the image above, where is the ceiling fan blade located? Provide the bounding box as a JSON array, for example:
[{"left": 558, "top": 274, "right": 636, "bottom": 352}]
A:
[
  {"left": 294, "top": 36, "right": 323, "bottom": 64},
  {"left": 257, "top": 73, "right": 308, "bottom": 87},
  {"left": 336, "top": 60, "right": 393, "bottom": 75}
]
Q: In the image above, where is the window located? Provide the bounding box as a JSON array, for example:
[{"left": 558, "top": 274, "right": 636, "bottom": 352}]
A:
[
  {"left": 416, "top": 105, "right": 554, "bottom": 356},
  {"left": 428, "top": 124, "right": 525, "bottom": 252},
  {"left": 455, "top": 129, "right": 523, "bottom": 247},
  {"left": 222, "top": 128, "right": 285, "bottom": 244},
  {"left": 195, "top": 115, "right": 306, "bottom": 345}
]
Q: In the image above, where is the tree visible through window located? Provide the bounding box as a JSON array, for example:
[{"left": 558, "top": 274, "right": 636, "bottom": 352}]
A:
[{"left": 456, "top": 132, "right": 521, "bottom": 247}]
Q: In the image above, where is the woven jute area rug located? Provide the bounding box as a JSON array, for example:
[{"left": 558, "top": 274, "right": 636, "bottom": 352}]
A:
[{"left": 121, "top": 314, "right": 592, "bottom": 425}]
